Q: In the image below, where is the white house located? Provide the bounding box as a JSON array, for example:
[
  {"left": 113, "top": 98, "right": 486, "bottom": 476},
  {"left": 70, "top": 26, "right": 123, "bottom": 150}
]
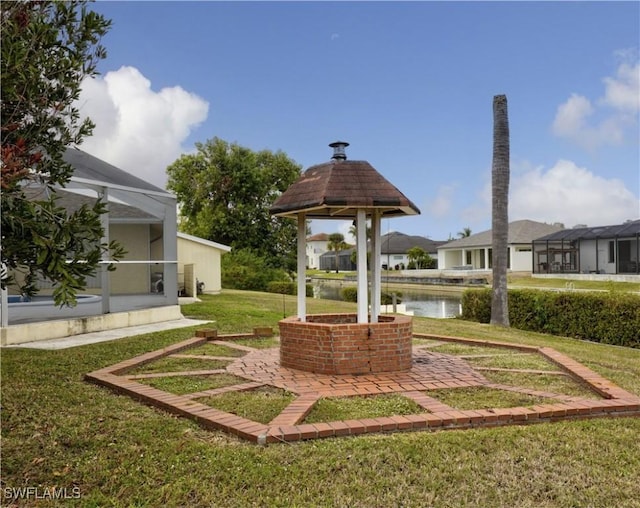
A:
[
  {"left": 177, "top": 232, "right": 231, "bottom": 295},
  {"left": 438, "top": 220, "right": 564, "bottom": 271},
  {"left": 306, "top": 233, "right": 330, "bottom": 269}
]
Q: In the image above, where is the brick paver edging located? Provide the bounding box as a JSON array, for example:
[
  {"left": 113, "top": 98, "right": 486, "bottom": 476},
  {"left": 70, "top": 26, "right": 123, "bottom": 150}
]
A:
[{"left": 85, "top": 332, "right": 640, "bottom": 444}]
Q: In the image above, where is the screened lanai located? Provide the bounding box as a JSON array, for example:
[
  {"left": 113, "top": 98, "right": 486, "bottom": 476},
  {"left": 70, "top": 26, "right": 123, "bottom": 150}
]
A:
[
  {"left": 1, "top": 148, "right": 179, "bottom": 327},
  {"left": 532, "top": 220, "right": 640, "bottom": 275}
]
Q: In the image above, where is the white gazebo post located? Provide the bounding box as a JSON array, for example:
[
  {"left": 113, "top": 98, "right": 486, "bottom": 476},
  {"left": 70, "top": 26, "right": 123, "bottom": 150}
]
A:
[
  {"left": 370, "top": 210, "right": 382, "bottom": 322},
  {"left": 356, "top": 208, "right": 368, "bottom": 323},
  {"left": 297, "top": 214, "right": 306, "bottom": 322},
  {"left": 99, "top": 186, "right": 111, "bottom": 314},
  {"left": 162, "top": 198, "right": 178, "bottom": 304}
]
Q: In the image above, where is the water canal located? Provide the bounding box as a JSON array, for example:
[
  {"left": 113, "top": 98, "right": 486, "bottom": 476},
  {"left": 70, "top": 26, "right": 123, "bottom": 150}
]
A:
[{"left": 311, "top": 279, "right": 464, "bottom": 319}]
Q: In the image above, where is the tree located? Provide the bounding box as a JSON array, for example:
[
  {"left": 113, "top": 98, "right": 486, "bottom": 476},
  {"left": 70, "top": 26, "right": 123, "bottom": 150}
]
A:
[
  {"left": 457, "top": 227, "right": 472, "bottom": 238},
  {"left": 348, "top": 222, "right": 371, "bottom": 243},
  {"left": 1, "top": 1, "right": 123, "bottom": 306},
  {"left": 490, "top": 94, "right": 510, "bottom": 327},
  {"left": 407, "top": 246, "right": 434, "bottom": 269},
  {"left": 221, "top": 248, "right": 288, "bottom": 291},
  {"left": 327, "top": 233, "right": 347, "bottom": 273},
  {"left": 166, "top": 137, "right": 302, "bottom": 270}
]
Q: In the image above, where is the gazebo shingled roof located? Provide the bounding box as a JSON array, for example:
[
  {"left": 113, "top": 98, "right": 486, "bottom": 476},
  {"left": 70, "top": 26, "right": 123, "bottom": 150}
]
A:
[{"left": 270, "top": 159, "right": 420, "bottom": 219}]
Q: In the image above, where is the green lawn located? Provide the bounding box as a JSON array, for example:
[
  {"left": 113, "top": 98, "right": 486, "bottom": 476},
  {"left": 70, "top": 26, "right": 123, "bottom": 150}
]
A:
[
  {"left": 507, "top": 274, "right": 640, "bottom": 292},
  {"left": 2, "top": 289, "right": 640, "bottom": 507}
]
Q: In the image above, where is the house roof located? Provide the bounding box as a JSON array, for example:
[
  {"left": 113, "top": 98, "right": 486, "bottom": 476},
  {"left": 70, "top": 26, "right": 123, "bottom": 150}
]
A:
[
  {"left": 270, "top": 159, "right": 420, "bottom": 219},
  {"left": 380, "top": 231, "right": 445, "bottom": 255},
  {"left": 307, "top": 233, "right": 330, "bottom": 242},
  {"left": 533, "top": 219, "right": 640, "bottom": 242},
  {"left": 64, "top": 148, "right": 171, "bottom": 195},
  {"left": 22, "top": 185, "right": 159, "bottom": 222},
  {"left": 177, "top": 232, "right": 232, "bottom": 252},
  {"left": 439, "top": 220, "right": 565, "bottom": 249}
]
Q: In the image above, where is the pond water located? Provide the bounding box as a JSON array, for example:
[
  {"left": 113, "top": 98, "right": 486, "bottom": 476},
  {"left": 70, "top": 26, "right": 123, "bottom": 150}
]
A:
[{"left": 312, "top": 280, "right": 462, "bottom": 319}]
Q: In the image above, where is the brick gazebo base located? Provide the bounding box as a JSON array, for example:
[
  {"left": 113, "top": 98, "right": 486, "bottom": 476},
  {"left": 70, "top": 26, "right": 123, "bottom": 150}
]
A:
[{"left": 278, "top": 313, "right": 412, "bottom": 375}]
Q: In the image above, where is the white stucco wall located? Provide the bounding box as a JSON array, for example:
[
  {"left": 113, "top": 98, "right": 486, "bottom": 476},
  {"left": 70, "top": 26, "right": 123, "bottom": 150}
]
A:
[
  {"left": 511, "top": 245, "right": 533, "bottom": 271},
  {"left": 110, "top": 224, "right": 151, "bottom": 294},
  {"left": 580, "top": 239, "right": 599, "bottom": 273},
  {"left": 177, "top": 235, "right": 229, "bottom": 294},
  {"left": 306, "top": 240, "right": 328, "bottom": 269}
]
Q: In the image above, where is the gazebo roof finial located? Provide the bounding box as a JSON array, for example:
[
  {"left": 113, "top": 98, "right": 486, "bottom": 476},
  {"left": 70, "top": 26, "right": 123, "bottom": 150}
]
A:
[{"left": 329, "top": 140, "right": 349, "bottom": 161}]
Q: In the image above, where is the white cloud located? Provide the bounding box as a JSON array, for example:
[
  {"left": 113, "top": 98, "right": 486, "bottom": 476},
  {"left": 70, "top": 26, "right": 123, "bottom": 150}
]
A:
[
  {"left": 510, "top": 159, "right": 639, "bottom": 227},
  {"left": 552, "top": 94, "right": 593, "bottom": 138},
  {"left": 459, "top": 175, "right": 491, "bottom": 227},
  {"left": 75, "top": 66, "right": 209, "bottom": 189},
  {"left": 338, "top": 220, "right": 353, "bottom": 243},
  {"left": 552, "top": 57, "right": 639, "bottom": 150},
  {"left": 603, "top": 61, "right": 640, "bottom": 113},
  {"left": 427, "top": 184, "right": 457, "bottom": 218}
]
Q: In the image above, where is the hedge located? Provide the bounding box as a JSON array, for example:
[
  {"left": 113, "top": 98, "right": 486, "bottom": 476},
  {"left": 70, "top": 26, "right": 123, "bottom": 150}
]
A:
[
  {"left": 266, "top": 281, "right": 314, "bottom": 297},
  {"left": 461, "top": 288, "right": 640, "bottom": 348},
  {"left": 341, "top": 287, "right": 402, "bottom": 305}
]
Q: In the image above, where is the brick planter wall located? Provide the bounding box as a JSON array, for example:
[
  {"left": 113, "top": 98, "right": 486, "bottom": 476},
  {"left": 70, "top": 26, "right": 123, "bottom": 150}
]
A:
[{"left": 279, "top": 314, "right": 413, "bottom": 375}]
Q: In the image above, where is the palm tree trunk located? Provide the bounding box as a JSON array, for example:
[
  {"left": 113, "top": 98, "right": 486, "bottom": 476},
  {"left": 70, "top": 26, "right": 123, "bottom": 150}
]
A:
[{"left": 491, "top": 94, "right": 510, "bottom": 327}]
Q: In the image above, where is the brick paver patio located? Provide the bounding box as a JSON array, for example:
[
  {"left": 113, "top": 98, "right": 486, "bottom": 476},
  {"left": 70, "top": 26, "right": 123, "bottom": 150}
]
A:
[{"left": 85, "top": 331, "right": 640, "bottom": 444}]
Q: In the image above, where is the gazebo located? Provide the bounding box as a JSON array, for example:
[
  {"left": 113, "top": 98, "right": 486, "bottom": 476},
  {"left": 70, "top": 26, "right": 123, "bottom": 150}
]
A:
[{"left": 270, "top": 142, "right": 420, "bottom": 375}]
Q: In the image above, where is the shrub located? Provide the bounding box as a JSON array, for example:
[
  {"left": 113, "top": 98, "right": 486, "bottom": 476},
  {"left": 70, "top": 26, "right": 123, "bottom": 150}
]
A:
[
  {"left": 340, "top": 287, "right": 402, "bottom": 305},
  {"left": 461, "top": 288, "right": 491, "bottom": 323},
  {"left": 341, "top": 286, "right": 358, "bottom": 302},
  {"left": 461, "top": 288, "right": 640, "bottom": 348},
  {"left": 222, "top": 248, "right": 288, "bottom": 291},
  {"left": 381, "top": 291, "right": 402, "bottom": 305},
  {"left": 267, "top": 281, "right": 313, "bottom": 297}
]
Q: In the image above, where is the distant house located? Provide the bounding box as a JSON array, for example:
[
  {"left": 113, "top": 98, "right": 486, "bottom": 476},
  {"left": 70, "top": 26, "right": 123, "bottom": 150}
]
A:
[
  {"left": 532, "top": 220, "right": 640, "bottom": 275},
  {"left": 380, "top": 232, "right": 446, "bottom": 270},
  {"left": 437, "top": 220, "right": 564, "bottom": 271},
  {"left": 177, "top": 233, "right": 231, "bottom": 295},
  {"left": 315, "top": 231, "right": 445, "bottom": 271},
  {"left": 319, "top": 247, "right": 357, "bottom": 272},
  {"left": 306, "top": 233, "right": 330, "bottom": 269}
]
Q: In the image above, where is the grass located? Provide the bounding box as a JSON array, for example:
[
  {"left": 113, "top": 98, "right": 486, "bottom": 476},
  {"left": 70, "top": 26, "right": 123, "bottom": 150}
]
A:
[
  {"left": 304, "top": 394, "right": 425, "bottom": 423},
  {"left": 480, "top": 371, "right": 601, "bottom": 399},
  {"left": 2, "top": 289, "right": 640, "bottom": 507},
  {"left": 427, "top": 342, "right": 514, "bottom": 355},
  {"left": 428, "top": 387, "right": 553, "bottom": 410},
  {"left": 231, "top": 336, "right": 279, "bottom": 349},
  {"left": 138, "top": 373, "right": 247, "bottom": 395},
  {"left": 187, "top": 343, "right": 246, "bottom": 357},
  {"left": 507, "top": 274, "right": 640, "bottom": 292},
  {"left": 198, "top": 386, "right": 295, "bottom": 424},
  {"left": 127, "top": 356, "right": 230, "bottom": 375},
  {"left": 464, "top": 353, "right": 561, "bottom": 371}
]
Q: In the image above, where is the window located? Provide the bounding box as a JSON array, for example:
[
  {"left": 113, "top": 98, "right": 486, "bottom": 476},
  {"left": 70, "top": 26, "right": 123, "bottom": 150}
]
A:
[{"left": 608, "top": 241, "right": 615, "bottom": 263}]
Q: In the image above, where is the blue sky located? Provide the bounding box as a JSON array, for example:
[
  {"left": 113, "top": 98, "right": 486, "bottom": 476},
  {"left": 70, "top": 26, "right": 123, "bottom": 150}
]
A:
[{"left": 78, "top": 1, "right": 640, "bottom": 242}]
